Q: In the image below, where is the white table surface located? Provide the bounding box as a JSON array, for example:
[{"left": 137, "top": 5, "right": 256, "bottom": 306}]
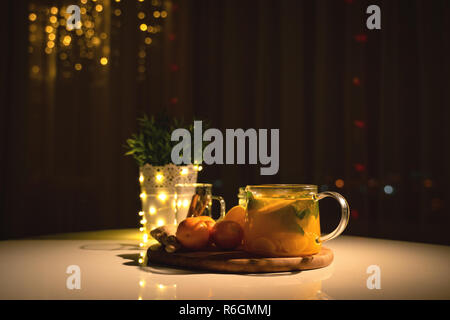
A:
[{"left": 0, "top": 229, "right": 449, "bottom": 300}]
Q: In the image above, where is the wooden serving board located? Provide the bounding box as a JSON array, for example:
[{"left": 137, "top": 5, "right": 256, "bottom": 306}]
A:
[{"left": 146, "top": 246, "right": 333, "bottom": 273}]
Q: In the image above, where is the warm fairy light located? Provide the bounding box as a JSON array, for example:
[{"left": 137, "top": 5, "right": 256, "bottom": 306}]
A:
[
  {"left": 29, "top": 13, "right": 37, "bottom": 21},
  {"left": 140, "top": 252, "right": 145, "bottom": 257},
  {"left": 47, "top": 41, "right": 55, "bottom": 49},
  {"left": 138, "top": 211, "right": 144, "bottom": 216},
  {"left": 95, "top": 4, "right": 103, "bottom": 12},
  {"left": 100, "top": 57, "right": 108, "bottom": 65},
  {"left": 45, "top": 26, "right": 53, "bottom": 33},
  {"left": 31, "top": 65, "right": 40, "bottom": 74},
  {"left": 139, "top": 280, "right": 145, "bottom": 287},
  {"left": 183, "top": 199, "right": 189, "bottom": 208},
  {"left": 161, "top": 10, "right": 168, "bottom": 18},
  {"left": 84, "top": 20, "right": 93, "bottom": 28},
  {"left": 153, "top": 11, "right": 161, "bottom": 18},
  {"left": 50, "top": 7, "right": 58, "bottom": 15},
  {"left": 157, "top": 284, "right": 165, "bottom": 290},
  {"left": 177, "top": 200, "right": 182, "bottom": 208},
  {"left": 139, "top": 227, "right": 144, "bottom": 232},
  {"left": 48, "top": 33, "right": 56, "bottom": 40},
  {"left": 81, "top": 0, "right": 88, "bottom": 4},
  {"left": 115, "top": 0, "right": 121, "bottom": 2},
  {"left": 156, "top": 219, "right": 165, "bottom": 227},
  {"left": 45, "top": 47, "right": 52, "bottom": 54},
  {"left": 138, "top": 65, "right": 146, "bottom": 73},
  {"left": 139, "top": 243, "right": 144, "bottom": 247},
  {"left": 138, "top": 296, "right": 142, "bottom": 300},
  {"left": 140, "top": 192, "right": 147, "bottom": 199},
  {"left": 80, "top": 7, "right": 87, "bottom": 14},
  {"left": 86, "top": 29, "right": 94, "bottom": 37},
  {"left": 424, "top": 179, "right": 433, "bottom": 188},
  {"left": 49, "top": 16, "right": 57, "bottom": 24},
  {"left": 139, "top": 24, "right": 147, "bottom": 32},
  {"left": 138, "top": 12, "right": 145, "bottom": 19},
  {"left": 139, "top": 175, "right": 144, "bottom": 183},
  {"left": 149, "top": 207, "right": 156, "bottom": 215},
  {"left": 144, "top": 37, "right": 152, "bottom": 45},
  {"left": 114, "top": 9, "right": 121, "bottom": 16},
  {"left": 74, "top": 63, "right": 82, "bottom": 71},
  {"left": 157, "top": 192, "right": 167, "bottom": 202},
  {"left": 138, "top": 258, "right": 143, "bottom": 264},
  {"left": 156, "top": 174, "right": 164, "bottom": 182},
  {"left": 140, "top": 218, "right": 147, "bottom": 225},
  {"left": 62, "top": 35, "right": 72, "bottom": 46},
  {"left": 92, "top": 37, "right": 100, "bottom": 46},
  {"left": 143, "top": 233, "right": 148, "bottom": 243},
  {"left": 198, "top": 165, "right": 203, "bottom": 171},
  {"left": 180, "top": 168, "right": 188, "bottom": 175},
  {"left": 335, "top": 179, "right": 344, "bottom": 188}
]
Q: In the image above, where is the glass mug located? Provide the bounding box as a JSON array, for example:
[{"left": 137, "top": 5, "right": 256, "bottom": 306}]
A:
[
  {"left": 175, "top": 183, "right": 226, "bottom": 224},
  {"left": 243, "top": 184, "right": 349, "bottom": 257}
]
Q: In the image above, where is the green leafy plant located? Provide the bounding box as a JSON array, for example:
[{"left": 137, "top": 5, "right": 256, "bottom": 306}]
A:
[{"left": 124, "top": 111, "right": 207, "bottom": 167}]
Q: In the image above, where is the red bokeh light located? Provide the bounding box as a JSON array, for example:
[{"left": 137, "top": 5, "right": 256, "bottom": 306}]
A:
[
  {"left": 354, "top": 34, "right": 368, "bottom": 43},
  {"left": 354, "top": 163, "right": 366, "bottom": 172},
  {"left": 354, "top": 120, "right": 366, "bottom": 128}
]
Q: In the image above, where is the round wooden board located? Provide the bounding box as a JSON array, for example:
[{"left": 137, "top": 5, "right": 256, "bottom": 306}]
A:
[{"left": 146, "top": 247, "right": 333, "bottom": 273}]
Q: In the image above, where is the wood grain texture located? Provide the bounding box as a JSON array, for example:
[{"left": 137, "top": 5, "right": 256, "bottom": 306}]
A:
[{"left": 147, "top": 246, "right": 333, "bottom": 273}]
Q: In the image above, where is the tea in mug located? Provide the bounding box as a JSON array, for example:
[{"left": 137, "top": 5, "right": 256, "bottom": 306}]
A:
[{"left": 243, "top": 193, "right": 322, "bottom": 257}]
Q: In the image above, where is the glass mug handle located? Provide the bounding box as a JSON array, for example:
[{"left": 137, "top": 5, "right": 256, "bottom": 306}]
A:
[
  {"left": 212, "top": 195, "right": 226, "bottom": 219},
  {"left": 317, "top": 191, "right": 350, "bottom": 242}
]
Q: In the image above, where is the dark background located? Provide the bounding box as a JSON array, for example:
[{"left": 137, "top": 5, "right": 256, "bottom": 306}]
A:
[{"left": 1, "top": 0, "right": 449, "bottom": 244}]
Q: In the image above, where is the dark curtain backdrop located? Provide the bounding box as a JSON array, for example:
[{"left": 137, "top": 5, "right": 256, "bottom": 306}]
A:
[{"left": 1, "top": 0, "right": 449, "bottom": 244}]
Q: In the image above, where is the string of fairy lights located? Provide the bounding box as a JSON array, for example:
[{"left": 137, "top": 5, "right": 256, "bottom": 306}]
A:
[
  {"left": 137, "top": 164, "right": 202, "bottom": 264},
  {"left": 28, "top": 0, "right": 169, "bottom": 79}
]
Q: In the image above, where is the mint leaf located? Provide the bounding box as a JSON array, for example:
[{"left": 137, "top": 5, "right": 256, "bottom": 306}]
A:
[
  {"left": 279, "top": 207, "right": 305, "bottom": 235},
  {"left": 295, "top": 208, "right": 310, "bottom": 220},
  {"left": 246, "top": 191, "right": 265, "bottom": 211}
]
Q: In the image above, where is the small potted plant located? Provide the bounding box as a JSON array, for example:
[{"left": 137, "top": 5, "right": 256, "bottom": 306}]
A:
[{"left": 125, "top": 111, "right": 201, "bottom": 242}]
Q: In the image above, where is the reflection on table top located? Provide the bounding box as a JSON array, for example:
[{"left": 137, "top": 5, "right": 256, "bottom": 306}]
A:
[{"left": 0, "top": 229, "right": 449, "bottom": 300}]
